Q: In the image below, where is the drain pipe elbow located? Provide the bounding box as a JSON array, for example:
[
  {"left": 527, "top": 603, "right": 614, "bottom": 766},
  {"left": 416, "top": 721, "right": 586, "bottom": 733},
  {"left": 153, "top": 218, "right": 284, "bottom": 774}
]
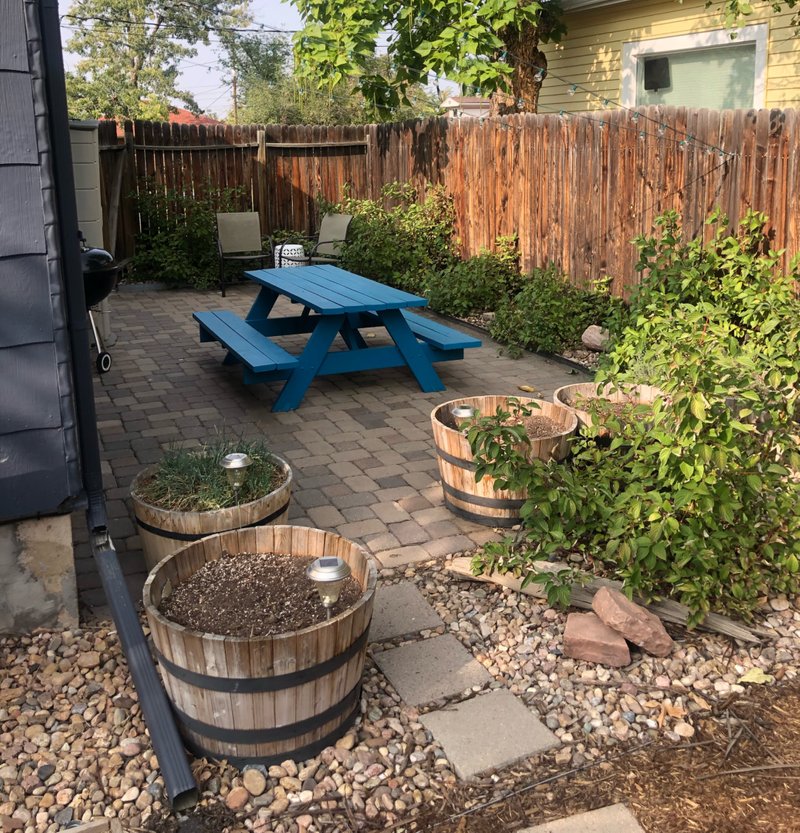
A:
[{"left": 93, "top": 541, "right": 198, "bottom": 810}]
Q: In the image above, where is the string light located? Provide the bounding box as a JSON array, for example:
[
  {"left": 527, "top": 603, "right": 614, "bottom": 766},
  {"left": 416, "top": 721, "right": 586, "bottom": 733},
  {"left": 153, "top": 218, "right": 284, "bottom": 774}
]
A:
[
  {"left": 568, "top": 84, "right": 578, "bottom": 96},
  {"left": 631, "top": 112, "right": 640, "bottom": 124}
]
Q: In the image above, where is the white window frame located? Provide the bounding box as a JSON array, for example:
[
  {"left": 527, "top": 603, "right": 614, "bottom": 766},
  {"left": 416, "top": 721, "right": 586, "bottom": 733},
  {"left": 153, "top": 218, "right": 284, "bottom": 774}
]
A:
[{"left": 621, "top": 23, "right": 768, "bottom": 109}]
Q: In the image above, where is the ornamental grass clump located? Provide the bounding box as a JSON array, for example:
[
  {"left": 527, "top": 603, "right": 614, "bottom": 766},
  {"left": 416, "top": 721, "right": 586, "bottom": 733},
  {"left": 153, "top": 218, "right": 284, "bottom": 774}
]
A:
[
  {"left": 134, "top": 437, "right": 284, "bottom": 512},
  {"left": 469, "top": 209, "right": 800, "bottom": 625}
]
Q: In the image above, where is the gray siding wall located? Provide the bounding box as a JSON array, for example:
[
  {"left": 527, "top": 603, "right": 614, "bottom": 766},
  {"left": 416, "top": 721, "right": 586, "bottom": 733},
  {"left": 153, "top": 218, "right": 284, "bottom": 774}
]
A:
[{"left": 0, "top": 0, "right": 82, "bottom": 521}]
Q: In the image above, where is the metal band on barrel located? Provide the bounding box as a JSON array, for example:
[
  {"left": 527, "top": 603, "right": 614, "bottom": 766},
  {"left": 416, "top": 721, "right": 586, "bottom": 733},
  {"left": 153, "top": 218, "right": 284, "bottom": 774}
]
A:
[
  {"left": 173, "top": 682, "right": 361, "bottom": 743},
  {"left": 135, "top": 500, "right": 290, "bottom": 541},
  {"left": 153, "top": 622, "right": 370, "bottom": 693}
]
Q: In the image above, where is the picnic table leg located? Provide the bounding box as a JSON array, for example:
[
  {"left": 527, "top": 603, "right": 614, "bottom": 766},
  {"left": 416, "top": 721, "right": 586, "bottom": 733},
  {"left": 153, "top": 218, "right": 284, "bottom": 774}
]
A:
[
  {"left": 339, "top": 313, "right": 368, "bottom": 350},
  {"left": 380, "top": 309, "right": 445, "bottom": 392},
  {"left": 271, "top": 313, "right": 345, "bottom": 412},
  {"left": 245, "top": 287, "right": 279, "bottom": 323}
]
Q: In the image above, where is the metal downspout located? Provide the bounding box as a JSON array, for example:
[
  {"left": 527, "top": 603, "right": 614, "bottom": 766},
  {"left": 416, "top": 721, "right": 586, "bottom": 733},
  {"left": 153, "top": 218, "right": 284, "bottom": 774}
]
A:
[{"left": 37, "top": 0, "right": 197, "bottom": 809}]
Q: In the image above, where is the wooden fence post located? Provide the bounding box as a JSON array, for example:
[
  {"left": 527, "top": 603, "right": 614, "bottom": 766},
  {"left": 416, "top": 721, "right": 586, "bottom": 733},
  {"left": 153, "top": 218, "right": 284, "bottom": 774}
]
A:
[{"left": 256, "top": 129, "right": 268, "bottom": 232}]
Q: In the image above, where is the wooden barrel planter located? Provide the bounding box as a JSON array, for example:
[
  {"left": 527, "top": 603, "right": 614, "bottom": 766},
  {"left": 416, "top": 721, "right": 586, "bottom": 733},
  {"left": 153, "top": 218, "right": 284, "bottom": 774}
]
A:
[
  {"left": 553, "top": 383, "right": 664, "bottom": 437},
  {"left": 143, "top": 525, "right": 377, "bottom": 767},
  {"left": 131, "top": 454, "right": 292, "bottom": 571},
  {"left": 431, "top": 396, "right": 577, "bottom": 528}
]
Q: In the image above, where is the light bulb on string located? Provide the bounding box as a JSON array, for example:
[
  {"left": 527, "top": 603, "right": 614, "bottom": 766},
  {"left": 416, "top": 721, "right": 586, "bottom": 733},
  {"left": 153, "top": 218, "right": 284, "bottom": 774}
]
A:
[
  {"left": 632, "top": 112, "right": 640, "bottom": 124},
  {"left": 534, "top": 69, "right": 545, "bottom": 83},
  {"left": 639, "top": 130, "right": 646, "bottom": 141},
  {"left": 602, "top": 98, "right": 609, "bottom": 107},
  {"left": 658, "top": 124, "right": 667, "bottom": 137},
  {"left": 568, "top": 84, "right": 578, "bottom": 96}
]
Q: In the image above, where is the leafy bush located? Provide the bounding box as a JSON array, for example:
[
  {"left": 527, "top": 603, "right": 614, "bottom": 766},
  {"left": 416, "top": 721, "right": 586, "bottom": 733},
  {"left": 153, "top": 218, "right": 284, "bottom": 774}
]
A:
[
  {"left": 322, "top": 182, "right": 457, "bottom": 294},
  {"left": 469, "top": 210, "right": 800, "bottom": 624},
  {"left": 489, "top": 266, "right": 622, "bottom": 355},
  {"left": 427, "top": 236, "right": 520, "bottom": 317},
  {"left": 133, "top": 182, "right": 244, "bottom": 290}
]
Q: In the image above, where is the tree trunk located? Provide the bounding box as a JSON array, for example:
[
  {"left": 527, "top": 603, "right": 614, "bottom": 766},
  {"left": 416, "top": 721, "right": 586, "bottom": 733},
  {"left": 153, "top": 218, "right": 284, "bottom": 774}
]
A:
[{"left": 497, "top": 20, "right": 547, "bottom": 114}]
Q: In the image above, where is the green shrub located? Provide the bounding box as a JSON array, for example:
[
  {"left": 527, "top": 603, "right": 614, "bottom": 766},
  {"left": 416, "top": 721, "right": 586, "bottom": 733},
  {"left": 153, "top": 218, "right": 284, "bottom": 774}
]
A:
[
  {"left": 469, "top": 210, "right": 800, "bottom": 624},
  {"left": 322, "top": 182, "right": 457, "bottom": 294},
  {"left": 132, "top": 182, "right": 244, "bottom": 290},
  {"left": 489, "top": 265, "right": 622, "bottom": 355},
  {"left": 427, "top": 236, "right": 520, "bottom": 317}
]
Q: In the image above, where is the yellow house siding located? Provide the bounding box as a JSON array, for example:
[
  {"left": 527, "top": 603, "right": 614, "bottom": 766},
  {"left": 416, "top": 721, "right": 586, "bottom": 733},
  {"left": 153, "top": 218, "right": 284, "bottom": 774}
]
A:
[{"left": 540, "top": 1, "right": 800, "bottom": 113}]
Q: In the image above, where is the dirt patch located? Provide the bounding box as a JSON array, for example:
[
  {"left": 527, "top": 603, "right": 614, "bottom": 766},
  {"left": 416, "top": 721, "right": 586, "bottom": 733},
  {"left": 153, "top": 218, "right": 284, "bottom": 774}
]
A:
[
  {"left": 159, "top": 551, "right": 362, "bottom": 636},
  {"left": 415, "top": 680, "right": 800, "bottom": 833}
]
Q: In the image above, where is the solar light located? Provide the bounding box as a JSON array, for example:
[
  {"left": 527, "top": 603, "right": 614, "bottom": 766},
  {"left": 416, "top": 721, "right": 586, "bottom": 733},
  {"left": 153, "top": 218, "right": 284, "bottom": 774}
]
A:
[
  {"left": 307, "top": 557, "right": 352, "bottom": 618},
  {"left": 451, "top": 405, "right": 477, "bottom": 422},
  {"left": 220, "top": 452, "right": 252, "bottom": 492}
]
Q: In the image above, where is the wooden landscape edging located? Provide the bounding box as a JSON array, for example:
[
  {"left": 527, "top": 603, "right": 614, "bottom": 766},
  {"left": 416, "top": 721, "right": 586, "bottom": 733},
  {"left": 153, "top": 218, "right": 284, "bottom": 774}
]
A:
[
  {"left": 98, "top": 107, "right": 800, "bottom": 291},
  {"left": 446, "top": 556, "right": 773, "bottom": 644}
]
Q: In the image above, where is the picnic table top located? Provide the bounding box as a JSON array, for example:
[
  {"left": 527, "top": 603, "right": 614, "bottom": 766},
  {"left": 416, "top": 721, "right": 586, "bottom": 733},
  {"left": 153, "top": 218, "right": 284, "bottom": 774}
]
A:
[{"left": 245, "top": 264, "right": 430, "bottom": 315}]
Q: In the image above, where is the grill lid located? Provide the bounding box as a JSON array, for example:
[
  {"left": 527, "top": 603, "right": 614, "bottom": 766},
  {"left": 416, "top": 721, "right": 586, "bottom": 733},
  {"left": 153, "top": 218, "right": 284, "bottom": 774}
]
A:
[{"left": 80, "top": 247, "right": 114, "bottom": 272}]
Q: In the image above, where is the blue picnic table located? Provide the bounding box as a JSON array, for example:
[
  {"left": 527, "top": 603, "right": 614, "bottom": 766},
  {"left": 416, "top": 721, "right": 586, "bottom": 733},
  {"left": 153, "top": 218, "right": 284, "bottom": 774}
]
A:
[{"left": 193, "top": 264, "right": 481, "bottom": 411}]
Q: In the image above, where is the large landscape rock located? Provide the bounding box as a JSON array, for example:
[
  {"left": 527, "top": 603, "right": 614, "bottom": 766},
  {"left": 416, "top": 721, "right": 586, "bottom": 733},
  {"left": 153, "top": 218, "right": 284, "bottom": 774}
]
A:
[
  {"left": 592, "top": 587, "right": 674, "bottom": 657},
  {"left": 563, "top": 612, "right": 631, "bottom": 667},
  {"left": 581, "top": 325, "right": 610, "bottom": 352}
]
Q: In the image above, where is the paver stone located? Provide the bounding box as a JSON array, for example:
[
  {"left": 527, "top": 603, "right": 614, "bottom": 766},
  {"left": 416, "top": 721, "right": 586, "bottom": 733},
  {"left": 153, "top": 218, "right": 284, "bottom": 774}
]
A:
[
  {"left": 373, "top": 634, "right": 490, "bottom": 705},
  {"left": 519, "top": 803, "right": 645, "bottom": 833},
  {"left": 420, "top": 690, "right": 559, "bottom": 779},
  {"left": 370, "top": 582, "right": 443, "bottom": 642}
]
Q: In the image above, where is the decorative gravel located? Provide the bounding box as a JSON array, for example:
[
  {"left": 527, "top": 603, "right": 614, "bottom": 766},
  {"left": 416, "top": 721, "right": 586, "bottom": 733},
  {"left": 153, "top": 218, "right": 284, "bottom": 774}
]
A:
[{"left": 1, "top": 556, "right": 798, "bottom": 833}]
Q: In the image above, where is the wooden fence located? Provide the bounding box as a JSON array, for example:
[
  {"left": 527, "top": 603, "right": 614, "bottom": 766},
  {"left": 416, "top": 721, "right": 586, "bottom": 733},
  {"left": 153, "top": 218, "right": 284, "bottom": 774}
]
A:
[{"left": 98, "top": 106, "right": 800, "bottom": 294}]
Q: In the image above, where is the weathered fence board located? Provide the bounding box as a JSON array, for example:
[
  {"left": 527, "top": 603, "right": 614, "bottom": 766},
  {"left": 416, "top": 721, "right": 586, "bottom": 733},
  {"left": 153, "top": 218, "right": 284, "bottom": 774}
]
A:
[{"left": 98, "top": 107, "right": 800, "bottom": 292}]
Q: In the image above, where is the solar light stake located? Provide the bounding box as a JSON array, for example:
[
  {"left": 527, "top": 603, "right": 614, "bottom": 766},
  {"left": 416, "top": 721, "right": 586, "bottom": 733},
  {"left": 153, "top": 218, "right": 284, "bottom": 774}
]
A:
[
  {"left": 221, "top": 452, "right": 252, "bottom": 493},
  {"left": 307, "top": 557, "right": 352, "bottom": 619}
]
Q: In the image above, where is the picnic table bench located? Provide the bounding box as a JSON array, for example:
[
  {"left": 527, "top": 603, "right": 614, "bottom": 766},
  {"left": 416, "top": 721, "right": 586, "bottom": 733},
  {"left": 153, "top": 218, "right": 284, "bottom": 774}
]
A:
[{"left": 193, "top": 265, "right": 481, "bottom": 411}]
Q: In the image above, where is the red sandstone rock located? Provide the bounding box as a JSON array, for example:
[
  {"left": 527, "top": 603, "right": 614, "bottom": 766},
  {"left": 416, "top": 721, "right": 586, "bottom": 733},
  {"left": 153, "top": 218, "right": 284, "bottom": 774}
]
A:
[
  {"left": 592, "top": 587, "right": 674, "bottom": 657},
  {"left": 563, "top": 612, "right": 631, "bottom": 667}
]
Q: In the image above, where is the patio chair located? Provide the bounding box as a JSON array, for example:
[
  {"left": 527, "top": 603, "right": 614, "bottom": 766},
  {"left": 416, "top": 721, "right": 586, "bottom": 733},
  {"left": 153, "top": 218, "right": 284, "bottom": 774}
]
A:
[
  {"left": 271, "top": 213, "right": 353, "bottom": 267},
  {"left": 216, "top": 212, "right": 271, "bottom": 297}
]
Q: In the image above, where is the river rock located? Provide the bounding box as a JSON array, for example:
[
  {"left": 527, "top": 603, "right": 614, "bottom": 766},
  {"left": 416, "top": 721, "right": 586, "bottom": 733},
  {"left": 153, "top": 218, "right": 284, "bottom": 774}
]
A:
[
  {"left": 76, "top": 651, "right": 101, "bottom": 669},
  {"left": 225, "top": 786, "right": 250, "bottom": 811},
  {"left": 243, "top": 768, "right": 267, "bottom": 797}
]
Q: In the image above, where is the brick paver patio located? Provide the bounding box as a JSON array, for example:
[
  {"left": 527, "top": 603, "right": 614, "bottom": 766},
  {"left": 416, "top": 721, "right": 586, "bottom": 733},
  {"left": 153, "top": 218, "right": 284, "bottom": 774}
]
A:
[{"left": 74, "top": 282, "right": 588, "bottom": 613}]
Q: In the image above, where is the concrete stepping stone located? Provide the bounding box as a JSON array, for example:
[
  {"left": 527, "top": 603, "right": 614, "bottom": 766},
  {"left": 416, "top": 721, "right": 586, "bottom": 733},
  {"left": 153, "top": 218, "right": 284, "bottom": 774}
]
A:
[
  {"left": 373, "top": 634, "right": 490, "bottom": 705},
  {"left": 369, "top": 582, "right": 443, "bottom": 642},
  {"left": 519, "top": 804, "right": 644, "bottom": 833},
  {"left": 421, "top": 690, "right": 559, "bottom": 779}
]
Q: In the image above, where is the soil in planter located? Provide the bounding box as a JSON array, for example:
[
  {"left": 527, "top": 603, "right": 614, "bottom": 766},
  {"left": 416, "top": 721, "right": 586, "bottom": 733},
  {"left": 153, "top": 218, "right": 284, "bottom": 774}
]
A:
[
  {"left": 504, "top": 413, "right": 565, "bottom": 439},
  {"left": 438, "top": 407, "right": 565, "bottom": 438},
  {"left": 159, "top": 552, "right": 362, "bottom": 636}
]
